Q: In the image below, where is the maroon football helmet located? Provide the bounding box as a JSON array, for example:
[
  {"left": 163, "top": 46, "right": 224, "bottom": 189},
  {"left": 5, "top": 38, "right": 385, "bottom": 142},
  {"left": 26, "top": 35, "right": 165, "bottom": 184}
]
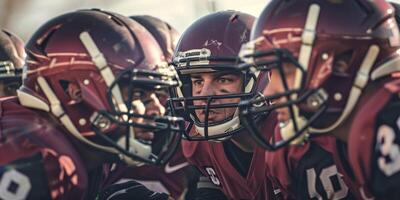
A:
[
  {"left": 18, "top": 9, "right": 184, "bottom": 165},
  {"left": 0, "top": 29, "right": 25, "bottom": 96},
  {"left": 239, "top": 0, "right": 400, "bottom": 150},
  {"left": 130, "top": 15, "right": 179, "bottom": 62},
  {"left": 169, "top": 10, "right": 270, "bottom": 141}
]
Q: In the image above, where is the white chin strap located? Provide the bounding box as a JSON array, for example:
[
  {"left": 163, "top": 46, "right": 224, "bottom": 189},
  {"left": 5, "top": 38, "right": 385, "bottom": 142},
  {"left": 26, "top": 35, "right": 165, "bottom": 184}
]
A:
[
  {"left": 194, "top": 110, "right": 241, "bottom": 141},
  {"left": 116, "top": 126, "right": 152, "bottom": 166},
  {"left": 280, "top": 116, "right": 309, "bottom": 145}
]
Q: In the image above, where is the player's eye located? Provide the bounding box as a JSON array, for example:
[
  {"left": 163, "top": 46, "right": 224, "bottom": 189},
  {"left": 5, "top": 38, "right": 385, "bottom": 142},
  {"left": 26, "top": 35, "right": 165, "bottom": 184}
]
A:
[
  {"left": 131, "top": 90, "right": 145, "bottom": 99},
  {"left": 192, "top": 79, "right": 203, "bottom": 86},
  {"left": 217, "top": 77, "right": 230, "bottom": 84}
]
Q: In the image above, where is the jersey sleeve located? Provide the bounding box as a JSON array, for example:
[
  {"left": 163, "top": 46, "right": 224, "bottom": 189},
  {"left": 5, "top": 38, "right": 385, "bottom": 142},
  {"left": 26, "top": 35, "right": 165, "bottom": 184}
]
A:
[{"left": 370, "top": 96, "right": 400, "bottom": 198}]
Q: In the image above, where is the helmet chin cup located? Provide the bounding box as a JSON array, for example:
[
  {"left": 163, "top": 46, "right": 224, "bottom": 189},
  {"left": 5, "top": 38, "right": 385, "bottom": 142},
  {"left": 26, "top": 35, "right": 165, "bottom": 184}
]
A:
[
  {"left": 280, "top": 115, "right": 309, "bottom": 146},
  {"left": 193, "top": 111, "right": 240, "bottom": 141},
  {"left": 116, "top": 128, "right": 152, "bottom": 165}
]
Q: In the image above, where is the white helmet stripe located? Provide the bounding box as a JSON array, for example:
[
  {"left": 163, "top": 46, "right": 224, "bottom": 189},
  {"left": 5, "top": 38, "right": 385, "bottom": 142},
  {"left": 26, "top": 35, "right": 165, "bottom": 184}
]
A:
[
  {"left": 79, "top": 31, "right": 127, "bottom": 113},
  {"left": 310, "top": 45, "right": 380, "bottom": 133},
  {"left": 36, "top": 76, "right": 118, "bottom": 153}
]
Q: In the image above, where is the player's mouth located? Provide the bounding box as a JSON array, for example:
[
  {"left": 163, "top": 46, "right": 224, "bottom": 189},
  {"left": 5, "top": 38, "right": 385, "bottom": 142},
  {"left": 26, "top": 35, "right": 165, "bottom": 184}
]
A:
[
  {"left": 197, "top": 109, "right": 219, "bottom": 122},
  {"left": 134, "top": 130, "right": 155, "bottom": 141}
]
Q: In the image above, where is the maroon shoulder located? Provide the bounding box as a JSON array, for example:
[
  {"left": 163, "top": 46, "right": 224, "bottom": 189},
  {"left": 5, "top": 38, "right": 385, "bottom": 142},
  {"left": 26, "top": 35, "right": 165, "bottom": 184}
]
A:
[
  {"left": 348, "top": 79, "right": 400, "bottom": 199},
  {"left": 181, "top": 139, "right": 208, "bottom": 164},
  {"left": 0, "top": 97, "right": 43, "bottom": 163},
  {"left": 0, "top": 97, "right": 89, "bottom": 199}
]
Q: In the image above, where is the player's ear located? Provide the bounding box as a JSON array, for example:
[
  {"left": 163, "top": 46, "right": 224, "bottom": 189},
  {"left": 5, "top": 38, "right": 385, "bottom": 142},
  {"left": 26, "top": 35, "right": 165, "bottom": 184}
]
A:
[{"left": 60, "top": 80, "right": 82, "bottom": 105}]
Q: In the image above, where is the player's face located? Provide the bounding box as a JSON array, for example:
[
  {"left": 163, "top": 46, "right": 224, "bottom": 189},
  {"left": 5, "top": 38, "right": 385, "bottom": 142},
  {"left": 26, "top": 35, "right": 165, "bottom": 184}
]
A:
[
  {"left": 120, "top": 86, "right": 166, "bottom": 140},
  {"left": 191, "top": 71, "right": 243, "bottom": 123},
  {"left": 263, "top": 63, "right": 297, "bottom": 123}
]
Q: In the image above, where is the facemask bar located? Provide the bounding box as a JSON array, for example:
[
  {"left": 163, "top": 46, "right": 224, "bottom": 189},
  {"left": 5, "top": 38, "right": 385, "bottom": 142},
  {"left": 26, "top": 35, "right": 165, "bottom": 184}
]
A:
[
  {"left": 238, "top": 48, "right": 328, "bottom": 151},
  {"left": 0, "top": 61, "right": 22, "bottom": 79},
  {"left": 169, "top": 91, "right": 254, "bottom": 140},
  {"left": 91, "top": 68, "right": 185, "bottom": 165},
  {"left": 170, "top": 60, "right": 260, "bottom": 141}
]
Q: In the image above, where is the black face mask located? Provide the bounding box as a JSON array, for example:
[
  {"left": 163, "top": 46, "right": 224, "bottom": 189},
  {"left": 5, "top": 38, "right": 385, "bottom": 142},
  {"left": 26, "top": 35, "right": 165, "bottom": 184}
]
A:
[
  {"left": 169, "top": 57, "right": 263, "bottom": 141},
  {"left": 91, "top": 69, "right": 185, "bottom": 165},
  {"left": 238, "top": 48, "right": 327, "bottom": 151}
]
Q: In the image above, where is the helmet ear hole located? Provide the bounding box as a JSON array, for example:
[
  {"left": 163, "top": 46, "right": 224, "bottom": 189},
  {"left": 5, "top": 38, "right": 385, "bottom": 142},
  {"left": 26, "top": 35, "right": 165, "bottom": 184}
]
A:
[
  {"left": 332, "top": 49, "right": 354, "bottom": 76},
  {"left": 59, "top": 80, "right": 83, "bottom": 105}
]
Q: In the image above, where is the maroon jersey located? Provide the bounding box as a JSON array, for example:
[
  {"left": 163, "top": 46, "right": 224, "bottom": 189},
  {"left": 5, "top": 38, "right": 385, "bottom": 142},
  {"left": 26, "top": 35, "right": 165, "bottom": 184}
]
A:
[
  {"left": 267, "top": 133, "right": 365, "bottom": 199},
  {"left": 182, "top": 114, "right": 277, "bottom": 200},
  {"left": 348, "top": 79, "right": 400, "bottom": 199},
  {"left": 0, "top": 97, "right": 90, "bottom": 199},
  {"left": 102, "top": 146, "right": 189, "bottom": 199}
]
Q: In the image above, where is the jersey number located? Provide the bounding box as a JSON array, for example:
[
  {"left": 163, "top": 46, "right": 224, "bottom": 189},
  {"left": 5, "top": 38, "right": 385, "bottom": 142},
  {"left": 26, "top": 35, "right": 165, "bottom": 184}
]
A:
[
  {"left": 377, "top": 124, "right": 400, "bottom": 176},
  {"left": 306, "top": 165, "right": 348, "bottom": 199},
  {"left": 0, "top": 169, "right": 31, "bottom": 200},
  {"left": 205, "top": 167, "right": 221, "bottom": 186}
]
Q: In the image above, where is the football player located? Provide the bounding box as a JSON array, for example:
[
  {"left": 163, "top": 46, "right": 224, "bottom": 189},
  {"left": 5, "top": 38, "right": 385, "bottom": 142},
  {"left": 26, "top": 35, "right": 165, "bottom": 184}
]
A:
[
  {"left": 0, "top": 9, "right": 184, "bottom": 200},
  {"left": 238, "top": 0, "right": 400, "bottom": 199},
  {"left": 348, "top": 1, "right": 400, "bottom": 199},
  {"left": 101, "top": 15, "right": 193, "bottom": 200},
  {"left": 169, "top": 10, "right": 278, "bottom": 199},
  {"left": 0, "top": 29, "right": 25, "bottom": 96}
]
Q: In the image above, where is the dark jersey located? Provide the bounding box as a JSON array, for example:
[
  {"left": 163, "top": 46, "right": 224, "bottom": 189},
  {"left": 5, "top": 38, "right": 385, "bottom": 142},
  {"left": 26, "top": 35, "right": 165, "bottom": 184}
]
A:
[
  {"left": 182, "top": 114, "right": 278, "bottom": 200},
  {"left": 267, "top": 133, "right": 365, "bottom": 199},
  {"left": 348, "top": 79, "right": 400, "bottom": 199},
  {"left": 102, "top": 146, "right": 189, "bottom": 199},
  {"left": 0, "top": 97, "right": 90, "bottom": 199}
]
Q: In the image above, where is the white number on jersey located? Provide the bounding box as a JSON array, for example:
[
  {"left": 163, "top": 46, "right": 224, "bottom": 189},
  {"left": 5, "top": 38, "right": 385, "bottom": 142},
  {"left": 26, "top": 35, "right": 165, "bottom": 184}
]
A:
[
  {"left": 205, "top": 167, "right": 221, "bottom": 186},
  {"left": 306, "top": 165, "right": 348, "bottom": 199},
  {"left": 0, "top": 169, "right": 31, "bottom": 200},
  {"left": 377, "top": 121, "right": 400, "bottom": 176}
]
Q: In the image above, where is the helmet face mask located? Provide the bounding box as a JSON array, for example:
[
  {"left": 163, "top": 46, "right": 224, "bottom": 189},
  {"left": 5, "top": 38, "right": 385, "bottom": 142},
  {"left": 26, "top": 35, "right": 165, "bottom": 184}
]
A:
[
  {"left": 239, "top": 42, "right": 327, "bottom": 151},
  {"left": 90, "top": 68, "right": 184, "bottom": 165},
  {"left": 173, "top": 72, "right": 255, "bottom": 140},
  {"left": 0, "top": 30, "right": 25, "bottom": 97},
  {"left": 169, "top": 48, "right": 263, "bottom": 141},
  {"left": 168, "top": 11, "right": 269, "bottom": 141},
  {"left": 20, "top": 9, "right": 185, "bottom": 166},
  {"left": 238, "top": 0, "right": 400, "bottom": 151}
]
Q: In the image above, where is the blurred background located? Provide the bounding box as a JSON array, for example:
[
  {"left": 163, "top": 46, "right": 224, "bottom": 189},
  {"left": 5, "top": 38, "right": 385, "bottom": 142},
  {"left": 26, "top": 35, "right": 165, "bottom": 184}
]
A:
[
  {"left": 1, "top": 0, "right": 400, "bottom": 41},
  {"left": 0, "top": 0, "right": 269, "bottom": 41}
]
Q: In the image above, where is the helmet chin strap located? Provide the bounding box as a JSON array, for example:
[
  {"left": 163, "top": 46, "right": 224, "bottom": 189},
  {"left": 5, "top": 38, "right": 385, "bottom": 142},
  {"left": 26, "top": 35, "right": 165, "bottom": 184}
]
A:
[
  {"left": 117, "top": 126, "right": 152, "bottom": 166},
  {"left": 194, "top": 109, "right": 241, "bottom": 141},
  {"left": 280, "top": 115, "right": 309, "bottom": 145}
]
